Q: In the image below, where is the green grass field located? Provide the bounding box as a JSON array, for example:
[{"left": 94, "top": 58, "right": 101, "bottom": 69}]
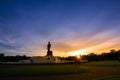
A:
[
  {"left": 0, "top": 65, "right": 87, "bottom": 77},
  {"left": 97, "top": 75, "right": 120, "bottom": 80},
  {"left": 0, "top": 61, "right": 120, "bottom": 80},
  {"left": 82, "top": 61, "right": 120, "bottom": 80},
  {"left": 105, "top": 77, "right": 120, "bottom": 80},
  {"left": 82, "top": 61, "right": 120, "bottom": 67}
]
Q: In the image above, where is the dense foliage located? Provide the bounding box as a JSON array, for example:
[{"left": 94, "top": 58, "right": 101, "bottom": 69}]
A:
[
  {"left": 61, "top": 49, "right": 120, "bottom": 62},
  {"left": 81, "top": 49, "right": 120, "bottom": 61},
  {"left": 0, "top": 54, "right": 30, "bottom": 62}
]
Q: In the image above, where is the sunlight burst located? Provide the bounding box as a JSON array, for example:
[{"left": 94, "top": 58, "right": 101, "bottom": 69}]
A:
[{"left": 69, "top": 49, "right": 86, "bottom": 56}]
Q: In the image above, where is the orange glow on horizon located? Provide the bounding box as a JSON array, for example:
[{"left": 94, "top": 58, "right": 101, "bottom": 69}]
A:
[
  {"left": 76, "top": 55, "right": 81, "bottom": 59},
  {"left": 69, "top": 49, "right": 87, "bottom": 56}
]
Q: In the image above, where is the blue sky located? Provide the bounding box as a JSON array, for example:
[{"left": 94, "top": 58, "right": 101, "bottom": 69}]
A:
[{"left": 0, "top": 0, "right": 120, "bottom": 56}]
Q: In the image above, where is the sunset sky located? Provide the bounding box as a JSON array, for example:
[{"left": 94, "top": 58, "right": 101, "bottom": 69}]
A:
[{"left": 0, "top": 0, "right": 120, "bottom": 56}]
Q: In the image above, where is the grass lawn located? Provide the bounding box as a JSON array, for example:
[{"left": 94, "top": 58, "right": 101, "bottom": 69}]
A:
[
  {"left": 0, "top": 65, "right": 87, "bottom": 77},
  {"left": 105, "top": 77, "right": 120, "bottom": 80},
  {"left": 82, "top": 61, "right": 120, "bottom": 67},
  {"left": 0, "top": 61, "right": 120, "bottom": 80},
  {"left": 99, "top": 75, "right": 120, "bottom": 80}
]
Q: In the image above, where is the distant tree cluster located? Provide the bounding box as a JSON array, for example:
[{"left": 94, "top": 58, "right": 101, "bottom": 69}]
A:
[
  {"left": 0, "top": 53, "right": 30, "bottom": 62},
  {"left": 60, "top": 49, "right": 120, "bottom": 62},
  {"left": 81, "top": 49, "right": 120, "bottom": 62}
]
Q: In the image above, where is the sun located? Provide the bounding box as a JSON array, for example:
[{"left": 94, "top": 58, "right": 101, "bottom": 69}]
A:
[{"left": 69, "top": 49, "right": 86, "bottom": 56}]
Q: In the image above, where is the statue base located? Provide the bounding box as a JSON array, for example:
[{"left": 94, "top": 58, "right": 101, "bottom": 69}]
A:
[{"left": 46, "top": 50, "right": 53, "bottom": 57}]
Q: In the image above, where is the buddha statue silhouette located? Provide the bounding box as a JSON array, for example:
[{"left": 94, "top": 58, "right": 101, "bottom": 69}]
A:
[{"left": 46, "top": 41, "right": 53, "bottom": 57}]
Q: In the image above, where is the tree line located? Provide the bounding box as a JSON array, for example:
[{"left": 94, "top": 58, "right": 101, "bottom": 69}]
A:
[
  {"left": 0, "top": 54, "right": 30, "bottom": 62},
  {"left": 81, "top": 49, "right": 120, "bottom": 62},
  {"left": 61, "top": 49, "right": 120, "bottom": 62}
]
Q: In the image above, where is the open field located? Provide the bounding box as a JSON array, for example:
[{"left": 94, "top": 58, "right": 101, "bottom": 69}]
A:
[
  {"left": 0, "top": 61, "right": 120, "bottom": 80},
  {"left": 103, "top": 75, "right": 120, "bottom": 80},
  {"left": 0, "top": 64, "right": 87, "bottom": 77},
  {"left": 81, "top": 61, "right": 120, "bottom": 67}
]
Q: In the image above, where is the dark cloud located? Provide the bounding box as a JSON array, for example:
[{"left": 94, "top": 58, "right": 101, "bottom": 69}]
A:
[{"left": 0, "top": 42, "right": 19, "bottom": 49}]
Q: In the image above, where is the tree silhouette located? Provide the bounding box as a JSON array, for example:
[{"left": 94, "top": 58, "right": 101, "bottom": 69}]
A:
[{"left": 81, "top": 49, "right": 120, "bottom": 61}]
